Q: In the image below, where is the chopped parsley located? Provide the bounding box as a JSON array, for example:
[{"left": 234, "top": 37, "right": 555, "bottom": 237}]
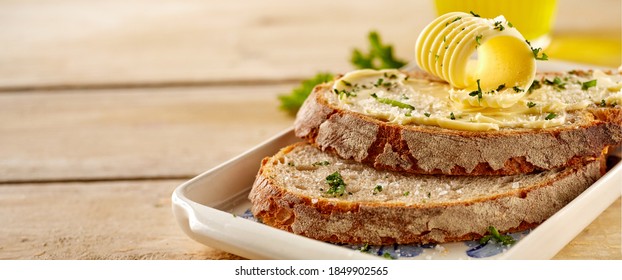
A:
[
  {"left": 312, "top": 161, "right": 330, "bottom": 166},
  {"left": 383, "top": 72, "right": 398, "bottom": 79},
  {"left": 371, "top": 93, "right": 415, "bottom": 110},
  {"left": 479, "top": 226, "right": 516, "bottom": 245},
  {"left": 446, "top": 16, "right": 462, "bottom": 26},
  {"left": 513, "top": 86, "right": 524, "bottom": 92},
  {"left": 600, "top": 99, "right": 607, "bottom": 107},
  {"left": 468, "top": 79, "right": 483, "bottom": 101},
  {"left": 340, "top": 80, "right": 352, "bottom": 87},
  {"left": 375, "top": 78, "right": 384, "bottom": 87},
  {"left": 350, "top": 31, "right": 407, "bottom": 69},
  {"left": 373, "top": 185, "right": 383, "bottom": 195},
  {"left": 403, "top": 191, "right": 410, "bottom": 196},
  {"left": 449, "top": 112, "right": 456, "bottom": 120},
  {"left": 526, "top": 40, "right": 548, "bottom": 60},
  {"left": 495, "top": 84, "right": 506, "bottom": 92},
  {"left": 581, "top": 79, "right": 597, "bottom": 90},
  {"left": 544, "top": 77, "right": 566, "bottom": 91},
  {"left": 507, "top": 21, "right": 514, "bottom": 28},
  {"left": 469, "top": 11, "right": 480, "bottom": 17},
  {"left": 325, "top": 171, "right": 347, "bottom": 197},
  {"left": 360, "top": 244, "right": 370, "bottom": 252},
  {"left": 493, "top": 21, "right": 505, "bottom": 31},
  {"left": 424, "top": 112, "right": 431, "bottom": 117},
  {"left": 527, "top": 101, "right": 537, "bottom": 108},
  {"left": 475, "top": 34, "right": 483, "bottom": 47},
  {"left": 528, "top": 80, "right": 542, "bottom": 93},
  {"left": 545, "top": 112, "right": 557, "bottom": 120},
  {"left": 382, "top": 252, "right": 395, "bottom": 259}
]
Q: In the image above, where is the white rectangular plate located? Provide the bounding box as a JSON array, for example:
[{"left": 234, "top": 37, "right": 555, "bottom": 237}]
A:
[{"left": 172, "top": 61, "right": 622, "bottom": 260}]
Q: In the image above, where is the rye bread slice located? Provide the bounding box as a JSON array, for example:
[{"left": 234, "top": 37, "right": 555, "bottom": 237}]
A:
[
  {"left": 294, "top": 70, "right": 622, "bottom": 175},
  {"left": 249, "top": 142, "right": 602, "bottom": 245}
]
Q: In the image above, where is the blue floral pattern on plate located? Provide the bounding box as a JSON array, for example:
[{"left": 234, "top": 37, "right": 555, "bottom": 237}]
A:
[{"left": 240, "top": 209, "right": 528, "bottom": 259}]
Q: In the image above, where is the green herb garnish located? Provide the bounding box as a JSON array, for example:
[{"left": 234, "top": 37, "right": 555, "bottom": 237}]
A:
[
  {"left": 527, "top": 101, "right": 537, "bottom": 108},
  {"left": 468, "top": 79, "right": 483, "bottom": 101},
  {"left": 525, "top": 40, "right": 548, "bottom": 60},
  {"left": 469, "top": 11, "right": 480, "bottom": 17},
  {"left": 325, "top": 171, "right": 347, "bottom": 197},
  {"left": 403, "top": 191, "right": 410, "bottom": 196},
  {"left": 382, "top": 252, "right": 395, "bottom": 259},
  {"left": 581, "top": 79, "right": 597, "bottom": 90},
  {"left": 493, "top": 21, "right": 505, "bottom": 31},
  {"left": 545, "top": 112, "right": 557, "bottom": 120},
  {"left": 373, "top": 185, "right": 383, "bottom": 195},
  {"left": 528, "top": 80, "right": 542, "bottom": 93},
  {"left": 513, "top": 86, "right": 524, "bottom": 92},
  {"left": 449, "top": 112, "right": 456, "bottom": 120},
  {"left": 371, "top": 93, "right": 415, "bottom": 110},
  {"left": 424, "top": 112, "right": 431, "bottom": 117},
  {"left": 600, "top": 99, "right": 607, "bottom": 107},
  {"left": 475, "top": 34, "right": 483, "bottom": 47},
  {"left": 507, "top": 21, "right": 514, "bottom": 28},
  {"left": 312, "top": 161, "right": 330, "bottom": 166},
  {"left": 360, "top": 244, "right": 370, "bottom": 252},
  {"left": 446, "top": 16, "right": 462, "bottom": 26},
  {"left": 479, "top": 226, "right": 516, "bottom": 245},
  {"left": 278, "top": 72, "right": 333, "bottom": 115},
  {"left": 495, "top": 84, "right": 506, "bottom": 91},
  {"left": 350, "top": 31, "right": 407, "bottom": 69},
  {"left": 544, "top": 77, "right": 566, "bottom": 91}
]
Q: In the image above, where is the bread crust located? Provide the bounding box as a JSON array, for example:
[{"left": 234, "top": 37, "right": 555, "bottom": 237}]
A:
[
  {"left": 294, "top": 74, "right": 622, "bottom": 176},
  {"left": 249, "top": 143, "right": 602, "bottom": 245}
]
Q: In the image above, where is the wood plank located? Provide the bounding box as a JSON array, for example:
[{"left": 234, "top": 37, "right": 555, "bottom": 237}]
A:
[
  {"left": 0, "top": 85, "right": 292, "bottom": 182},
  {"left": 554, "top": 198, "right": 622, "bottom": 260},
  {"left": 0, "top": 181, "right": 619, "bottom": 259},
  {"left": 1, "top": 0, "right": 618, "bottom": 88},
  {"left": 0, "top": 180, "right": 242, "bottom": 260}
]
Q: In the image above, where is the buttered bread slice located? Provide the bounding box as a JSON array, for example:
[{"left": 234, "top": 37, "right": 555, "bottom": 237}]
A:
[
  {"left": 295, "top": 69, "right": 622, "bottom": 175},
  {"left": 249, "top": 142, "right": 602, "bottom": 245}
]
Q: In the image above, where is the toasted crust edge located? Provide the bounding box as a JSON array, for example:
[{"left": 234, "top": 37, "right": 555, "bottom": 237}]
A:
[
  {"left": 294, "top": 76, "right": 622, "bottom": 176},
  {"left": 249, "top": 143, "right": 602, "bottom": 245}
]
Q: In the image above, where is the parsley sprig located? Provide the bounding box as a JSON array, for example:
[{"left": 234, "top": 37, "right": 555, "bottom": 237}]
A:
[
  {"left": 279, "top": 31, "right": 406, "bottom": 115},
  {"left": 351, "top": 31, "right": 407, "bottom": 70},
  {"left": 278, "top": 73, "right": 334, "bottom": 116}
]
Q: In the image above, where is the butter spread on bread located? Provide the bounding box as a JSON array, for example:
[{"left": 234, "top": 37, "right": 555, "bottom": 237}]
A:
[{"left": 332, "top": 69, "right": 621, "bottom": 131}]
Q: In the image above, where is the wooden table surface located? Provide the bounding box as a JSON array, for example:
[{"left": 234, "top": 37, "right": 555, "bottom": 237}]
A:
[{"left": 1, "top": 0, "right": 620, "bottom": 260}]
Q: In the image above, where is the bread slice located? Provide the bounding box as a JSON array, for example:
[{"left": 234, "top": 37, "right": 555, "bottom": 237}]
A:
[
  {"left": 249, "top": 142, "right": 603, "bottom": 245},
  {"left": 295, "top": 70, "right": 622, "bottom": 175}
]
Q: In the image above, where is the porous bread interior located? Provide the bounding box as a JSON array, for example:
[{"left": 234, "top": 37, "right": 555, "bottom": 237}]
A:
[
  {"left": 251, "top": 142, "right": 601, "bottom": 244},
  {"left": 269, "top": 143, "right": 578, "bottom": 205}
]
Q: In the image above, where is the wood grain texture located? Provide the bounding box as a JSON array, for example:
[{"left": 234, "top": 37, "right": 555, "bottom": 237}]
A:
[
  {"left": 0, "top": 86, "right": 292, "bottom": 182},
  {"left": 0, "top": 180, "right": 244, "bottom": 260},
  {"left": 554, "top": 198, "right": 621, "bottom": 260},
  {"left": 1, "top": 0, "right": 619, "bottom": 88}
]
